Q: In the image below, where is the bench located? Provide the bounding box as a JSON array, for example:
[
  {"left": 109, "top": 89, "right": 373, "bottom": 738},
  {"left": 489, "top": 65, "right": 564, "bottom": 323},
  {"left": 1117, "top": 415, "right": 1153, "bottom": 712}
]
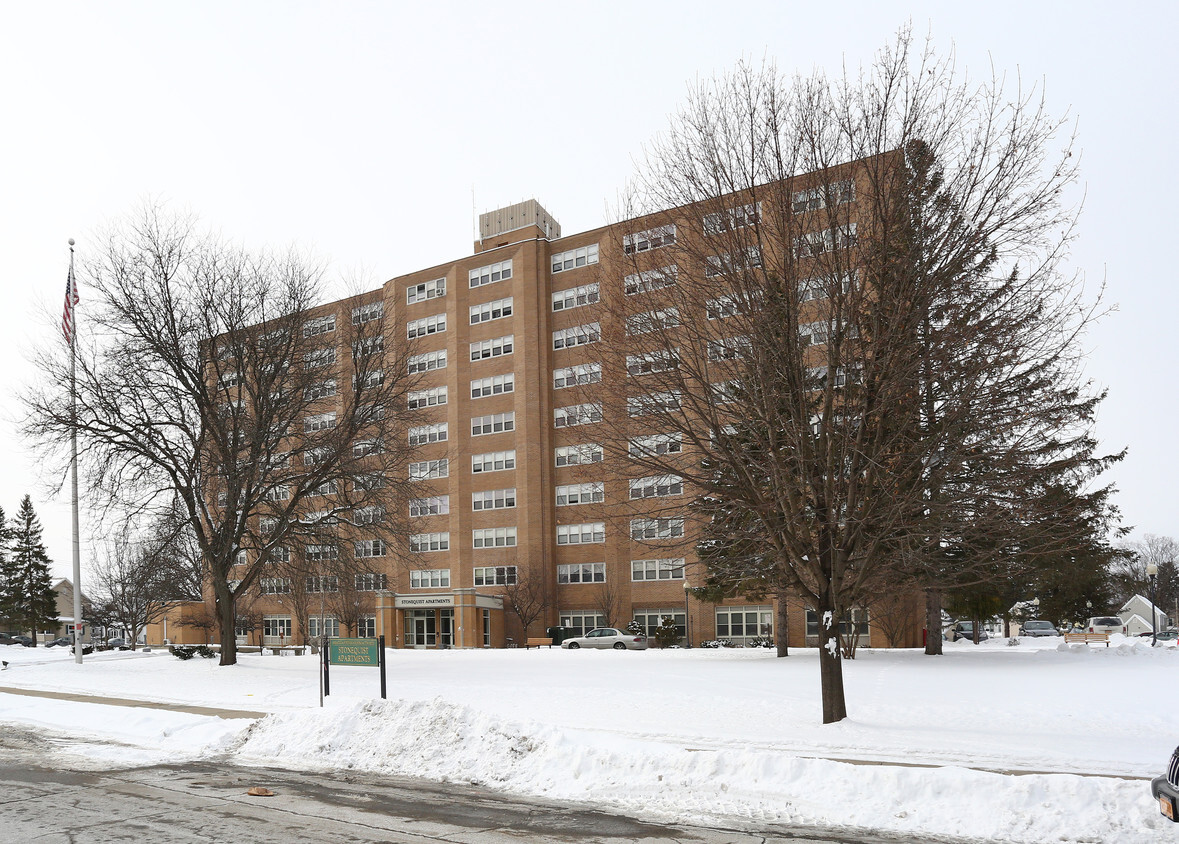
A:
[
  {"left": 525, "top": 637, "right": 553, "bottom": 649},
  {"left": 267, "top": 645, "right": 307, "bottom": 656},
  {"left": 1063, "top": 632, "right": 1110, "bottom": 647}
]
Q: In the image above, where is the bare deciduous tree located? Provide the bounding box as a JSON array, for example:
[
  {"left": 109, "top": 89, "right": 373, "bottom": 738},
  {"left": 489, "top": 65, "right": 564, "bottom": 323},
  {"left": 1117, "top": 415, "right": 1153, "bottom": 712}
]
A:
[
  {"left": 25, "top": 207, "right": 422, "bottom": 665},
  {"left": 503, "top": 568, "right": 552, "bottom": 641}
]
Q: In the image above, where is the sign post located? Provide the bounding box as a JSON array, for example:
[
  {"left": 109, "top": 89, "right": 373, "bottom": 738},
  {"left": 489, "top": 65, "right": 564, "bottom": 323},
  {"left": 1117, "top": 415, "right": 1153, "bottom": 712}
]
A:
[{"left": 323, "top": 637, "right": 386, "bottom": 700}]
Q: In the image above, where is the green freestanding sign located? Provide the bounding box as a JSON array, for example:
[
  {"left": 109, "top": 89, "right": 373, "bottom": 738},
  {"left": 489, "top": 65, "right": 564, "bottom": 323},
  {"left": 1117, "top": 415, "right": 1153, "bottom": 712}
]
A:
[{"left": 322, "top": 636, "right": 386, "bottom": 699}]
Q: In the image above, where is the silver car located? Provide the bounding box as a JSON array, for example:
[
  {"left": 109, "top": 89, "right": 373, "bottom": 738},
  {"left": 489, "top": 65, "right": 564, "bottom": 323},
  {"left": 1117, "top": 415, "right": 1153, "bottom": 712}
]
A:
[{"left": 560, "top": 628, "right": 649, "bottom": 651}]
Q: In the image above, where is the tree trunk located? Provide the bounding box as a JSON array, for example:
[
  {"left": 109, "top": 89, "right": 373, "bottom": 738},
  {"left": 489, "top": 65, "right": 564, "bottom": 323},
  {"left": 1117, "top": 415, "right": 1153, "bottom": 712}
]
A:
[
  {"left": 214, "top": 585, "right": 238, "bottom": 666},
  {"left": 775, "top": 586, "right": 789, "bottom": 657},
  {"left": 924, "top": 589, "right": 943, "bottom": 655},
  {"left": 817, "top": 607, "right": 847, "bottom": 723}
]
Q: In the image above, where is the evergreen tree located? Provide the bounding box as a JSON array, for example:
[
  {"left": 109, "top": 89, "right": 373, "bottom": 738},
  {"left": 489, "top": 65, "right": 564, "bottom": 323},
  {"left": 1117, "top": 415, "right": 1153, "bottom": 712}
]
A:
[
  {"left": 0, "top": 506, "right": 13, "bottom": 628},
  {"left": 8, "top": 496, "right": 57, "bottom": 644}
]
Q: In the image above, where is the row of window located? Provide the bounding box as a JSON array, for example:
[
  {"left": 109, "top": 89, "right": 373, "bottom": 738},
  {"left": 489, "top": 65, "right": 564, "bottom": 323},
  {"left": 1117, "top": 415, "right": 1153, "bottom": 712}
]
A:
[
  {"left": 406, "top": 475, "right": 680, "bottom": 519},
  {"left": 401, "top": 518, "right": 686, "bottom": 552},
  {"left": 406, "top": 438, "right": 677, "bottom": 470},
  {"left": 260, "top": 571, "right": 387, "bottom": 594}
]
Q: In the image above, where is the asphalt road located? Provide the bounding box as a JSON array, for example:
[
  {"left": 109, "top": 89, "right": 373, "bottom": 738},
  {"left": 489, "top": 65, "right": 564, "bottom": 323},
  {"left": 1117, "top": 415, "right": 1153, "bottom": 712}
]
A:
[{"left": 0, "top": 725, "right": 967, "bottom": 844}]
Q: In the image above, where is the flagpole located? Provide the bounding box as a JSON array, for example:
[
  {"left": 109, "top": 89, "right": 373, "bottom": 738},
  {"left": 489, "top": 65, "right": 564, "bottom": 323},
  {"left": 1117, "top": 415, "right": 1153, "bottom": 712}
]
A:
[{"left": 68, "top": 238, "right": 83, "bottom": 665}]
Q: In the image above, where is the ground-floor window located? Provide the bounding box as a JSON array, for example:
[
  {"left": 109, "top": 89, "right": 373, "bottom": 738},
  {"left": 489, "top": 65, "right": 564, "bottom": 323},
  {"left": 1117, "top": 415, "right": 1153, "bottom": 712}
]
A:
[
  {"left": 482, "top": 609, "right": 491, "bottom": 647},
  {"left": 715, "top": 606, "right": 773, "bottom": 645},
  {"left": 262, "top": 615, "right": 292, "bottom": 644},
  {"left": 805, "top": 607, "right": 869, "bottom": 639},
  {"left": 357, "top": 615, "right": 376, "bottom": 638},
  {"left": 560, "top": 611, "right": 606, "bottom": 638},
  {"left": 308, "top": 616, "right": 340, "bottom": 639},
  {"left": 633, "top": 609, "right": 685, "bottom": 644}
]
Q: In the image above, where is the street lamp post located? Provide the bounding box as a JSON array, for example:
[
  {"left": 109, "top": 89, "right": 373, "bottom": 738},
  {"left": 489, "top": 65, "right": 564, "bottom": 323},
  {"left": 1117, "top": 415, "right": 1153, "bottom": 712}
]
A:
[
  {"left": 1147, "top": 563, "right": 1159, "bottom": 647},
  {"left": 682, "top": 580, "right": 691, "bottom": 649}
]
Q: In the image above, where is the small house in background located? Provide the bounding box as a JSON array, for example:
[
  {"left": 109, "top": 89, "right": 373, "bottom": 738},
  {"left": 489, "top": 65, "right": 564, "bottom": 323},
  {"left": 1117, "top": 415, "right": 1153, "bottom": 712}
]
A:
[
  {"left": 1119, "top": 595, "right": 1172, "bottom": 636},
  {"left": 143, "top": 601, "right": 213, "bottom": 647},
  {"left": 48, "top": 578, "right": 95, "bottom": 645}
]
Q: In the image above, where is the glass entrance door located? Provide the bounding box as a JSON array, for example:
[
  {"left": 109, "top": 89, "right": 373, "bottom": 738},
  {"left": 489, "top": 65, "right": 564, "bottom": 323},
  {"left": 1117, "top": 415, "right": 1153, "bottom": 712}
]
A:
[
  {"left": 439, "top": 609, "right": 454, "bottom": 647},
  {"left": 407, "top": 610, "right": 436, "bottom": 647}
]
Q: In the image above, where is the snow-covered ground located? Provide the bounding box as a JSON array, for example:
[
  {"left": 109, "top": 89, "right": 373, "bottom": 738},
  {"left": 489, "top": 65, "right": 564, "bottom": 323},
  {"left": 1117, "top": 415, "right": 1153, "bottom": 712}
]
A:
[{"left": 2, "top": 636, "right": 1176, "bottom": 842}]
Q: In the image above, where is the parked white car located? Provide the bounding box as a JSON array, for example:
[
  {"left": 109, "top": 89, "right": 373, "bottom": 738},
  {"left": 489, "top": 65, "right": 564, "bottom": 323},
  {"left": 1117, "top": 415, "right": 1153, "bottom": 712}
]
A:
[
  {"left": 1087, "top": 616, "right": 1127, "bottom": 636},
  {"left": 560, "top": 628, "right": 649, "bottom": 651}
]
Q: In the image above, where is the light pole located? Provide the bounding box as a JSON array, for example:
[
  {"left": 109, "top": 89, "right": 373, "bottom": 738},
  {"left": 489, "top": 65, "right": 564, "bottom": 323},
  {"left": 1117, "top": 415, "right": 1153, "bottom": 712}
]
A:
[
  {"left": 1147, "top": 563, "right": 1159, "bottom": 646},
  {"left": 682, "top": 580, "right": 691, "bottom": 649},
  {"left": 1085, "top": 600, "right": 1092, "bottom": 632}
]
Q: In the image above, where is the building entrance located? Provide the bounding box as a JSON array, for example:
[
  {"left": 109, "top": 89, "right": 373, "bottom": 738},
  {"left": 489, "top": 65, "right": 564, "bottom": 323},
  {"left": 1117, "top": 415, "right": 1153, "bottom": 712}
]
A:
[{"left": 407, "top": 610, "right": 435, "bottom": 647}]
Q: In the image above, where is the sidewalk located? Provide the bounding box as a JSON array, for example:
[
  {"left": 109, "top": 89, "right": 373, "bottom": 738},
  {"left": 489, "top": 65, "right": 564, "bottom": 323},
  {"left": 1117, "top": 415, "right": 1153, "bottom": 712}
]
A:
[{"left": 0, "top": 686, "right": 267, "bottom": 719}]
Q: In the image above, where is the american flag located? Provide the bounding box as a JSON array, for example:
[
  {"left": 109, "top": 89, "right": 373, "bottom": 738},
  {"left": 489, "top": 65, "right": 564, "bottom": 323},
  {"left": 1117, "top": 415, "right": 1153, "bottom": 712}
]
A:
[{"left": 62, "top": 265, "right": 80, "bottom": 344}]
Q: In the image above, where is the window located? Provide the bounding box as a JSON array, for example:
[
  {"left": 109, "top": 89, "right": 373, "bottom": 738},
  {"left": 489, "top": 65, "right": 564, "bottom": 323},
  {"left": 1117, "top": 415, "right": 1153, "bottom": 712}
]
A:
[
  {"left": 552, "top": 323, "right": 600, "bottom": 350},
  {"left": 308, "top": 479, "right": 338, "bottom": 497},
  {"left": 627, "top": 391, "right": 681, "bottom": 417},
  {"left": 552, "top": 363, "right": 603, "bottom": 394},
  {"left": 259, "top": 577, "right": 291, "bottom": 595},
  {"left": 551, "top": 244, "right": 599, "bottom": 274},
  {"left": 630, "top": 518, "right": 685, "bottom": 540},
  {"left": 473, "top": 488, "right": 516, "bottom": 510},
  {"left": 410, "top": 495, "right": 450, "bottom": 517},
  {"left": 631, "top": 558, "right": 685, "bottom": 581},
  {"left": 556, "top": 482, "right": 604, "bottom": 506},
  {"left": 792, "top": 179, "right": 855, "bottom": 213},
  {"left": 303, "top": 347, "right": 336, "bottom": 368},
  {"left": 355, "top": 334, "right": 384, "bottom": 355},
  {"left": 555, "top": 443, "right": 603, "bottom": 466},
  {"left": 626, "top": 308, "right": 680, "bottom": 336},
  {"left": 629, "top": 474, "right": 683, "bottom": 499},
  {"left": 799, "top": 321, "right": 829, "bottom": 346},
  {"left": 807, "top": 364, "right": 862, "bottom": 387},
  {"left": 410, "top": 533, "right": 450, "bottom": 553},
  {"left": 408, "top": 423, "right": 448, "bottom": 447},
  {"left": 628, "top": 433, "right": 682, "bottom": 458},
  {"left": 470, "top": 334, "right": 514, "bottom": 361},
  {"left": 355, "top": 573, "right": 389, "bottom": 591},
  {"left": 705, "top": 246, "right": 762, "bottom": 277},
  {"left": 470, "top": 297, "right": 514, "bottom": 325},
  {"left": 308, "top": 616, "right": 340, "bottom": 638},
  {"left": 352, "top": 439, "right": 383, "bottom": 458},
  {"left": 409, "top": 459, "right": 449, "bottom": 480},
  {"left": 474, "top": 565, "right": 517, "bottom": 586},
  {"left": 305, "top": 544, "right": 339, "bottom": 562},
  {"left": 304, "top": 379, "right": 337, "bottom": 400},
  {"left": 473, "top": 527, "right": 517, "bottom": 548},
  {"left": 263, "top": 485, "right": 290, "bottom": 502},
  {"left": 306, "top": 576, "right": 339, "bottom": 594},
  {"left": 557, "top": 563, "right": 605, "bottom": 584},
  {"left": 711, "top": 380, "right": 741, "bottom": 403},
  {"left": 471, "top": 412, "right": 515, "bottom": 436},
  {"left": 552, "top": 282, "right": 600, "bottom": 311},
  {"left": 718, "top": 605, "right": 775, "bottom": 644},
  {"left": 357, "top": 615, "right": 376, "bottom": 638},
  {"left": 354, "top": 506, "right": 384, "bottom": 525},
  {"left": 632, "top": 610, "right": 685, "bottom": 641},
  {"left": 798, "top": 272, "right": 854, "bottom": 302},
  {"left": 624, "top": 265, "right": 677, "bottom": 295},
  {"left": 408, "top": 350, "right": 447, "bottom": 373},
  {"left": 410, "top": 569, "right": 451, "bottom": 588},
  {"left": 271, "top": 546, "right": 291, "bottom": 565},
  {"left": 304, "top": 412, "right": 337, "bottom": 432},
  {"left": 794, "top": 224, "right": 857, "bottom": 258},
  {"left": 554, "top": 403, "right": 602, "bottom": 428},
  {"left": 407, "top": 313, "right": 446, "bottom": 339},
  {"left": 703, "top": 202, "right": 760, "bottom": 234},
  {"left": 407, "top": 277, "right": 446, "bottom": 304},
  {"left": 623, "top": 224, "right": 676, "bottom": 255},
  {"left": 627, "top": 349, "right": 679, "bottom": 376},
  {"left": 472, "top": 450, "right": 516, "bottom": 473},
  {"left": 469, "top": 260, "right": 512, "bottom": 288},
  {"left": 559, "top": 611, "right": 606, "bottom": 638},
  {"left": 707, "top": 336, "right": 751, "bottom": 361},
  {"left": 352, "top": 302, "right": 383, "bottom": 325},
  {"left": 557, "top": 522, "right": 605, "bottom": 545},
  {"left": 408, "top": 386, "right": 447, "bottom": 409},
  {"left": 353, "top": 473, "right": 386, "bottom": 491},
  {"left": 218, "top": 371, "right": 242, "bottom": 390},
  {"left": 470, "top": 373, "right": 514, "bottom": 398},
  {"left": 706, "top": 291, "right": 760, "bottom": 320},
  {"left": 303, "top": 314, "right": 336, "bottom": 338},
  {"left": 805, "top": 607, "right": 869, "bottom": 638},
  {"left": 262, "top": 616, "right": 292, "bottom": 640},
  {"left": 355, "top": 539, "right": 387, "bottom": 558}
]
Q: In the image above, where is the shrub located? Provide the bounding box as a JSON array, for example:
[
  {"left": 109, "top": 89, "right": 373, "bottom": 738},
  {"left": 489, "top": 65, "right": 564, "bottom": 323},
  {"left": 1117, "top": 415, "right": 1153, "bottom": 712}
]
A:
[
  {"left": 746, "top": 637, "right": 774, "bottom": 648},
  {"left": 700, "top": 639, "right": 735, "bottom": 649}
]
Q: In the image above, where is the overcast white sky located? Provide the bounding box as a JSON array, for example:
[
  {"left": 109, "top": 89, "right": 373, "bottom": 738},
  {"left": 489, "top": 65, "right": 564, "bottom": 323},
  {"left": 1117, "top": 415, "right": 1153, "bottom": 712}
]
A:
[{"left": 1, "top": 1, "right": 1175, "bottom": 579}]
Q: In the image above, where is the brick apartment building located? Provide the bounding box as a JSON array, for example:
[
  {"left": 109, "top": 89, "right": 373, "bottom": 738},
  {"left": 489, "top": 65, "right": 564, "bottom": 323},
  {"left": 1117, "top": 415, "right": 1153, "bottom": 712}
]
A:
[{"left": 224, "top": 180, "right": 924, "bottom": 652}]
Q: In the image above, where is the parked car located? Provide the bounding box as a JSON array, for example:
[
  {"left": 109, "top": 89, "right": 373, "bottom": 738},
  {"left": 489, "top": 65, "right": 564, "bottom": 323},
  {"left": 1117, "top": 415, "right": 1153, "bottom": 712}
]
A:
[
  {"left": 1152, "top": 745, "right": 1179, "bottom": 822},
  {"left": 1139, "top": 630, "right": 1179, "bottom": 642},
  {"left": 1087, "top": 616, "right": 1126, "bottom": 636},
  {"left": 105, "top": 638, "right": 131, "bottom": 651},
  {"left": 1019, "top": 620, "right": 1059, "bottom": 637},
  {"left": 560, "top": 628, "right": 649, "bottom": 650},
  {"left": 950, "top": 621, "right": 989, "bottom": 642},
  {"left": 9, "top": 635, "right": 34, "bottom": 647},
  {"left": 46, "top": 636, "right": 72, "bottom": 647},
  {"left": 0, "top": 633, "right": 24, "bottom": 647}
]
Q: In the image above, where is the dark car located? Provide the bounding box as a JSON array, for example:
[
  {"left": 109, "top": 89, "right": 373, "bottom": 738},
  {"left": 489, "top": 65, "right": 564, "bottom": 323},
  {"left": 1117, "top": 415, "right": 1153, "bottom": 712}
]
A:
[
  {"left": 1152, "top": 745, "right": 1179, "bottom": 822},
  {"left": 9, "top": 635, "right": 34, "bottom": 647},
  {"left": 951, "top": 621, "right": 989, "bottom": 642},
  {"left": 46, "top": 636, "right": 72, "bottom": 647},
  {"left": 1019, "top": 620, "right": 1059, "bottom": 637},
  {"left": 105, "top": 638, "right": 131, "bottom": 651},
  {"left": 0, "top": 633, "right": 23, "bottom": 647},
  {"left": 1138, "top": 629, "right": 1179, "bottom": 642}
]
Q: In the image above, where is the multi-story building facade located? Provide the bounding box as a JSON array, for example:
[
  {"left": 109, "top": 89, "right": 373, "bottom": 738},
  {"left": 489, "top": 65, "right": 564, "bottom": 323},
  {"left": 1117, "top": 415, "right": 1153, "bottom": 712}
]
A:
[{"left": 227, "top": 189, "right": 923, "bottom": 651}]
